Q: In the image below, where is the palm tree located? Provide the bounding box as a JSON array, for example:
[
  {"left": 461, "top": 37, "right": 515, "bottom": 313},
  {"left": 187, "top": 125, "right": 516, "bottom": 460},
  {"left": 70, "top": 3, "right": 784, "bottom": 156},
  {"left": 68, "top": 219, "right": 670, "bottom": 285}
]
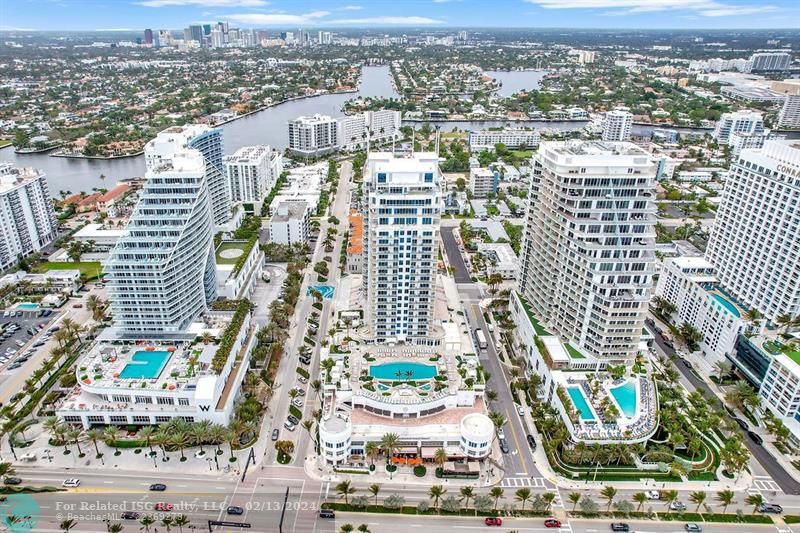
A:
[
  {"left": 336, "top": 480, "right": 356, "bottom": 505},
  {"left": 171, "top": 431, "right": 189, "bottom": 461},
  {"left": 459, "top": 486, "right": 475, "bottom": 510},
  {"left": 633, "top": 492, "right": 648, "bottom": 512},
  {"left": 209, "top": 424, "right": 226, "bottom": 456},
  {"left": 275, "top": 440, "right": 295, "bottom": 460},
  {"left": 108, "top": 524, "right": 124, "bottom": 533},
  {"left": 379, "top": 433, "right": 400, "bottom": 463},
  {"left": 663, "top": 490, "right": 679, "bottom": 513},
  {"left": 365, "top": 441, "right": 380, "bottom": 466},
  {"left": 189, "top": 421, "right": 211, "bottom": 454},
  {"left": 0, "top": 462, "right": 15, "bottom": 477},
  {"left": 368, "top": 484, "right": 381, "bottom": 505},
  {"left": 139, "top": 515, "right": 156, "bottom": 532},
  {"left": 434, "top": 447, "right": 448, "bottom": 470},
  {"left": 689, "top": 491, "right": 707, "bottom": 513},
  {"left": 60, "top": 519, "right": 78, "bottom": 532},
  {"left": 84, "top": 428, "right": 103, "bottom": 457},
  {"left": 139, "top": 426, "right": 156, "bottom": 455},
  {"left": 339, "top": 525, "right": 354, "bottom": 533},
  {"left": 311, "top": 379, "right": 322, "bottom": 402},
  {"left": 715, "top": 489, "right": 736, "bottom": 514},
  {"left": 224, "top": 428, "right": 238, "bottom": 461},
  {"left": 745, "top": 493, "right": 763, "bottom": 514},
  {"left": 160, "top": 516, "right": 174, "bottom": 532},
  {"left": 153, "top": 430, "right": 171, "bottom": 461},
  {"left": 542, "top": 492, "right": 556, "bottom": 511},
  {"left": 173, "top": 514, "right": 190, "bottom": 533},
  {"left": 568, "top": 492, "right": 582, "bottom": 512},
  {"left": 600, "top": 486, "right": 617, "bottom": 512},
  {"left": 103, "top": 426, "right": 118, "bottom": 452},
  {"left": 515, "top": 488, "right": 532, "bottom": 512},
  {"left": 428, "top": 485, "right": 446, "bottom": 509},
  {"left": 489, "top": 487, "right": 504, "bottom": 510},
  {"left": 776, "top": 313, "right": 794, "bottom": 333},
  {"left": 66, "top": 427, "right": 83, "bottom": 456}
]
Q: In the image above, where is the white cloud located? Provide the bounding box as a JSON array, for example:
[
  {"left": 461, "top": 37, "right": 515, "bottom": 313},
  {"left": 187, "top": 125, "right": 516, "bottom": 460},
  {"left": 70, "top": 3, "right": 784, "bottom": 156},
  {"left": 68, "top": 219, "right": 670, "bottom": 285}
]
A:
[
  {"left": 227, "top": 11, "right": 330, "bottom": 25},
  {"left": 525, "top": 0, "right": 777, "bottom": 17},
  {"left": 138, "top": 0, "right": 268, "bottom": 7},
  {"left": 341, "top": 4, "right": 363, "bottom": 10},
  {"left": 433, "top": 0, "right": 462, "bottom": 3},
  {"left": 328, "top": 16, "right": 445, "bottom": 25}
]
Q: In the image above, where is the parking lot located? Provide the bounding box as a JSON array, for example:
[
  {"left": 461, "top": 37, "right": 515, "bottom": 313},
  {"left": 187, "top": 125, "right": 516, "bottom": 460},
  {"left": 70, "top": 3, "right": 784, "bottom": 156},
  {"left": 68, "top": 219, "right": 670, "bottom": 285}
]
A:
[{"left": 0, "top": 310, "right": 57, "bottom": 373}]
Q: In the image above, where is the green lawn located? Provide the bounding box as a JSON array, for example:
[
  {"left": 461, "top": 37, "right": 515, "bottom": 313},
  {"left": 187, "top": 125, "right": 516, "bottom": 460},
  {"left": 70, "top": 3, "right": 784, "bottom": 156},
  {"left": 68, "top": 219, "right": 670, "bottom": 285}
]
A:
[
  {"left": 215, "top": 241, "right": 249, "bottom": 265},
  {"left": 517, "top": 292, "right": 552, "bottom": 336},
  {"left": 31, "top": 261, "right": 103, "bottom": 280},
  {"left": 565, "top": 343, "right": 586, "bottom": 359},
  {"left": 0, "top": 140, "right": 12, "bottom": 149},
  {"left": 511, "top": 150, "right": 533, "bottom": 159}
]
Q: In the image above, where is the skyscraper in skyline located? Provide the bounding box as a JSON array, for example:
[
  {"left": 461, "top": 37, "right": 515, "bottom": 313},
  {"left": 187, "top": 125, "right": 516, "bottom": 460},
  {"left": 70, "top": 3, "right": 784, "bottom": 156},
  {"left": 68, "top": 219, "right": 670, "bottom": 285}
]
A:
[
  {"left": 362, "top": 152, "right": 442, "bottom": 343},
  {"left": 518, "top": 141, "right": 657, "bottom": 363}
]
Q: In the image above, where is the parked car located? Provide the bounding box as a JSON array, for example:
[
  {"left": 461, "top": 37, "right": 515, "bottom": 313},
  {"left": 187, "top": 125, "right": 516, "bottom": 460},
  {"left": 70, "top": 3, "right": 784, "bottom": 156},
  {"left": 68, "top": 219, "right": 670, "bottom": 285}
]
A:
[
  {"left": 292, "top": 398, "right": 304, "bottom": 408},
  {"left": 121, "top": 512, "right": 140, "bottom": 520},
  {"left": 62, "top": 479, "right": 81, "bottom": 488},
  {"left": 610, "top": 524, "right": 630, "bottom": 532},
  {"left": 735, "top": 418, "right": 748, "bottom": 430},
  {"left": 294, "top": 388, "right": 306, "bottom": 396},
  {"left": 758, "top": 503, "right": 783, "bottom": 514},
  {"left": 284, "top": 420, "right": 296, "bottom": 431},
  {"left": 498, "top": 439, "right": 509, "bottom": 454},
  {"left": 227, "top": 506, "right": 244, "bottom": 515},
  {"left": 646, "top": 490, "right": 661, "bottom": 500},
  {"left": 748, "top": 431, "right": 764, "bottom": 445},
  {"left": 517, "top": 405, "right": 525, "bottom": 416},
  {"left": 544, "top": 519, "right": 561, "bottom": 528},
  {"left": 496, "top": 428, "right": 505, "bottom": 440},
  {"left": 684, "top": 524, "right": 702, "bottom": 532},
  {"left": 526, "top": 434, "right": 536, "bottom": 450},
  {"left": 272, "top": 429, "right": 279, "bottom": 441},
  {"left": 319, "top": 509, "right": 335, "bottom": 519},
  {"left": 287, "top": 414, "right": 299, "bottom": 425},
  {"left": 72, "top": 304, "right": 83, "bottom": 308},
  {"left": 149, "top": 483, "right": 167, "bottom": 491},
  {"left": 484, "top": 517, "right": 503, "bottom": 526},
  {"left": 154, "top": 503, "right": 173, "bottom": 512},
  {"left": 3, "top": 477, "right": 22, "bottom": 485},
  {"left": 670, "top": 501, "right": 686, "bottom": 511},
  {"left": 298, "top": 376, "right": 308, "bottom": 384}
]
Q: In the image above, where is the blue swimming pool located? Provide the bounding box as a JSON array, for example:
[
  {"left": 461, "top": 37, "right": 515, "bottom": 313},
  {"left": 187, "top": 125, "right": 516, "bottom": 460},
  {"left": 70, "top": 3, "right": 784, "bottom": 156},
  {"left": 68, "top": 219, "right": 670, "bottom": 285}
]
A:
[
  {"left": 308, "top": 285, "right": 335, "bottom": 299},
  {"left": 711, "top": 293, "right": 741, "bottom": 317},
  {"left": 369, "top": 362, "right": 437, "bottom": 381},
  {"left": 119, "top": 351, "right": 170, "bottom": 379},
  {"left": 567, "top": 386, "right": 595, "bottom": 421},
  {"left": 609, "top": 381, "right": 638, "bottom": 418},
  {"left": 16, "top": 302, "right": 40, "bottom": 311}
]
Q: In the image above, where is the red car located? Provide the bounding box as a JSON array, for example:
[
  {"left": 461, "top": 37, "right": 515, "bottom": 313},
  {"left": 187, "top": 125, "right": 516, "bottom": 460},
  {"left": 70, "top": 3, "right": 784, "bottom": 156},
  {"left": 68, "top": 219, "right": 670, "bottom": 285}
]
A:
[
  {"left": 154, "top": 503, "right": 173, "bottom": 512},
  {"left": 544, "top": 519, "right": 562, "bottom": 528},
  {"left": 484, "top": 517, "right": 503, "bottom": 526}
]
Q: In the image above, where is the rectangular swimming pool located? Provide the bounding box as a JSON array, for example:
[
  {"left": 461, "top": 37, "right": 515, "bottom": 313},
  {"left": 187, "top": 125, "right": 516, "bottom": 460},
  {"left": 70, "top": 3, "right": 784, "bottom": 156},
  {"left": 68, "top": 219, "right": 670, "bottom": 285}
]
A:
[
  {"left": 119, "top": 351, "right": 171, "bottom": 379},
  {"left": 567, "top": 386, "right": 595, "bottom": 421},
  {"left": 609, "top": 381, "right": 638, "bottom": 418},
  {"left": 16, "top": 302, "right": 40, "bottom": 310},
  {"left": 369, "top": 362, "right": 437, "bottom": 381}
]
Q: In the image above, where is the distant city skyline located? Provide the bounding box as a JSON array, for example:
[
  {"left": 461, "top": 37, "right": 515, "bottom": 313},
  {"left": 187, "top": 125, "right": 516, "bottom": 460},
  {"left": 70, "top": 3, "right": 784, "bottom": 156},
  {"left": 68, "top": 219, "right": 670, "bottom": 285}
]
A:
[{"left": 2, "top": 0, "right": 800, "bottom": 31}]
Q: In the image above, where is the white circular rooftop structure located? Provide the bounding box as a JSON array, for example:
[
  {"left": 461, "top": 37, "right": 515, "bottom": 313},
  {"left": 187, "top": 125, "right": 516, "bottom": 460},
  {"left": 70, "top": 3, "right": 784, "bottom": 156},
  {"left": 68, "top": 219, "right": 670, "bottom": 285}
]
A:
[
  {"left": 460, "top": 413, "right": 494, "bottom": 458},
  {"left": 219, "top": 248, "right": 244, "bottom": 259}
]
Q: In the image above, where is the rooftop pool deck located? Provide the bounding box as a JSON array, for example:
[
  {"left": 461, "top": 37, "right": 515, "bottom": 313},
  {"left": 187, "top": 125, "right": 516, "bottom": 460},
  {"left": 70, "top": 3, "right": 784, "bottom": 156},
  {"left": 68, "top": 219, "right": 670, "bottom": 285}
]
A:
[
  {"left": 118, "top": 350, "right": 171, "bottom": 379},
  {"left": 609, "top": 381, "right": 638, "bottom": 418},
  {"left": 710, "top": 292, "right": 741, "bottom": 318},
  {"left": 369, "top": 361, "right": 437, "bottom": 381}
]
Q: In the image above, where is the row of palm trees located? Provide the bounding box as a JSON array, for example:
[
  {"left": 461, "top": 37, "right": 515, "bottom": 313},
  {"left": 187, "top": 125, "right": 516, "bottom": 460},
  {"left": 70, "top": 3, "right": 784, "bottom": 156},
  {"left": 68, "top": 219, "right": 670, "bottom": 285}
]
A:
[
  {"left": 55, "top": 513, "right": 193, "bottom": 533},
  {"left": 44, "top": 417, "right": 252, "bottom": 461},
  {"left": 335, "top": 480, "right": 554, "bottom": 514},
  {"left": 588, "top": 486, "right": 765, "bottom": 515}
]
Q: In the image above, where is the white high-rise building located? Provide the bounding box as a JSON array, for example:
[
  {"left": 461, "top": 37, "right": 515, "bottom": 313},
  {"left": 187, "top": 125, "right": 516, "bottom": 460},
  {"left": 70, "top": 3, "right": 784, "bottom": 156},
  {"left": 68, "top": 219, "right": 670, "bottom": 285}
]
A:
[
  {"left": 654, "top": 257, "right": 745, "bottom": 362},
  {"left": 0, "top": 164, "right": 57, "bottom": 271},
  {"left": 713, "top": 110, "right": 765, "bottom": 144},
  {"left": 145, "top": 125, "right": 230, "bottom": 228},
  {"left": 287, "top": 114, "right": 339, "bottom": 157},
  {"left": 778, "top": 93, "right": 800, "bottom": 129},
  {"left": 338, "top": 113, "right": 368, "bottom": 152},
  {"left": 750, "top": 51, "right": 792, "bottom": 72},
  {"left": 362, "top": 152, "right": 442, "bottom": 343},
  {"left": 602, "top": 109, "right": 633, "bottom": 142},
  {"left": 365, "top": 110, "right": 401, "bottom": 146},
  {"left": 224, "top": 145, "right": 282, "bottom": 210},
  {"left": 518, "top": 141, "right": 657, "bottom": 363},
  {"left": 106, "top": 135, "right": 217, "bottom": 337},
  {"left": 705, "top": 140, "right": 800, "bottom": 322}
]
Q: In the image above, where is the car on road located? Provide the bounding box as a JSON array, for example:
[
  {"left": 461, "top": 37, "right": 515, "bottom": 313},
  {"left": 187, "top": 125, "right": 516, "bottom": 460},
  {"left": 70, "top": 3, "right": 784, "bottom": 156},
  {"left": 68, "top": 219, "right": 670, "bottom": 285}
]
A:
[
  {"left": 645, "top": 490, "right": 660, "bottom": 500},
  {"left": 72, "top": 304, "right": 83, "bottom": 308},
  {"left": 272, "top": 429, "right": 280, "bottom": 441},
  {"left": 496, "top": 427, "right": 505, "bottom": 439},
  {"left": 526, "top": 434, "right": 536, "bottom": 450},
  {"left": 498, "top": 438, "right": 509, "bottom": 454},
  {"left": 149, "top": 483, "right": 167, "bottom": 491},
  {"left": 3, "top": 477, "right": 22, "bottom": 485},
  {"left": 484, "top": 517, "right": 503, "bottom": 526},
  {"left": 758, "top": 503, "right": 783, "bottom": 514},
  {"left": 747, "top": 431, "right": 763, "bottom": 445},
  {"left": 684, "top": 524, "right": 702, "bottom": 532},
  {"left": 610, "top": 524, "right": 630, "bottom": 532},
  {"left": 62, "top": 478, "right": 81, "bottom": 488},
  {"left": 670, "top": 501, "right": 686, "bottom": 511},
  {"left": 683, "top": 359, "right": 693, "bottom": 369},
  {"left": 154, "top": 503, "right": 173, "bottom": 512},
  {"left": 319, "top": 509, "right": 335, "bottom": 519},
  {"left": 517, "top": 405, "right": 525, "bottom": 416},
  {"left": 227, "top": 506, "right": 244, "bottom": 515},
  {"left": 121, "top": 512, "right": 140, "bottom": 520},
  {"left": 735, "top": 418, "right": 748, "bottom": 430},
  {"left": 544, "top": 518, "right": 561, "bottom": 528}
]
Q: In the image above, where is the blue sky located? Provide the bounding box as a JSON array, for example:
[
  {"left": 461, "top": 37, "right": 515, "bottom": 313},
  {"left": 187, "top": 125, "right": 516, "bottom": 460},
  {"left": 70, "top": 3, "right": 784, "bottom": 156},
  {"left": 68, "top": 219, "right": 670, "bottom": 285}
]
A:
[{"left": 2, "top": 0, "right": 799, "bottom": 31}]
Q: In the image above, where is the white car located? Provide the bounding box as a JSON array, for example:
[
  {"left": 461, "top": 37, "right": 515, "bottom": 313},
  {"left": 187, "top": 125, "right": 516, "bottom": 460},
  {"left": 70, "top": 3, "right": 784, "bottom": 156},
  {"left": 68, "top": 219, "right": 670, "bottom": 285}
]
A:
[
  {"left": 292, "top": 398, "right": 304, "bottom": 408},
  {"left": 62, "top": 478, "right": 81, "bottom": 488},
  {"left": 517, "top": 405, "right": 525, "bottom": 416},
  {"left": 646, "top": 490, "right": 660, "bottom": 500},
  {"left": 496, "top": 428, "right": 505, "bottom": 440}
]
